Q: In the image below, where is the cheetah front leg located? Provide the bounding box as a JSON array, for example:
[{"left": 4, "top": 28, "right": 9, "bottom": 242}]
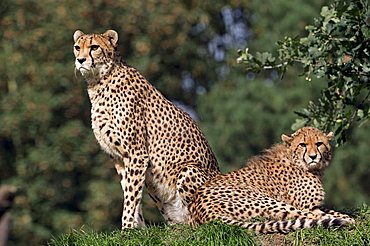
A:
[
  {"left": 114, "top": 162, "right": 144, "bottom": 227},
  {"left": 293, "top": 195, "right": 355, "bottom": 224},
  {"left": 114, "top": 155, "right": 148, "bottom": 229}
]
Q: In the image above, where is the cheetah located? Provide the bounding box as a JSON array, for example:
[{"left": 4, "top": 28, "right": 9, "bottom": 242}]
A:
[
  {"left": 188, "top": 127, "right": 354, "bottom": 233},
  {"left": 73, "top": 29, "right": 220, "bottom": 229}
]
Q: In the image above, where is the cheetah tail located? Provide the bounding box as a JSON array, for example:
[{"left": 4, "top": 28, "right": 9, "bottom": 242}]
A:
[{"left": 220, "top": 216, "right": 346, "bottom": 234}]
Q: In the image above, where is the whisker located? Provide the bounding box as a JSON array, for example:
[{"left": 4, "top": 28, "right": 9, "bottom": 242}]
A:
[{"left": 74, "top": 67, "right": 78, "bottom": 79}]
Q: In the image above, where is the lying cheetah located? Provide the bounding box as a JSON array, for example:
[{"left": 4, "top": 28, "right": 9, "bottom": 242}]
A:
[
  {"left": 73, "top": 30, "right": 220, "bottom": 228},
  {"left": 189, "top": 127, "right": 354, "bottom": 233}
]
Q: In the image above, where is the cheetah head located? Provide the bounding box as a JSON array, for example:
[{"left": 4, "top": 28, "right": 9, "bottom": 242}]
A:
[
  {"left": 73, "top": 30, "right": 119, "bottom": 79},
  {"left": 281, "top": 126, "right": 334, "bottom": 172}
]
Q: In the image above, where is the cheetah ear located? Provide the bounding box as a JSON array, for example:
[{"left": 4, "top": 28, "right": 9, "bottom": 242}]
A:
[
  {"left": 103, "top": 30, "right": 119, "bottom": 46},
  {"left": 73, "top": 30, "right": 85, "bottom": 43},
  {"left": 326, "top": 131, "right": 334, "bottom": 140},
  {"left": 281, "top": 134, "right": 292, "bottom": 143}
]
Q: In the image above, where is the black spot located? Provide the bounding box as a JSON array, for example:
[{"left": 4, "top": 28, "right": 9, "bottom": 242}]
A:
[
  {"left": 322, "top": 218, "right": 331, "bottom": 228},
  {"left": 310, "top": 219, "right": 318, "bottom": 227},
  {"left": 259, "top": 223, "right": 265, "bottom": 232}
]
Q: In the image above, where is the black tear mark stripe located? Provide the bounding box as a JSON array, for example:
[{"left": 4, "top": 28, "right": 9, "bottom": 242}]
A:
[
  {"left": 89, "top": 48, "right": 95, "bottom": 67},
  {"left": 302, "top": 135, "right": 307, "bottom": 162},
  {"left": 88, "top": 37, "right": 95, "bottom": 67},
  {"left": 101, "top": 43, "right": 107, "bottom": 58},
  {"left": 303, "top": 147, "right": 307, "bottom": 162},
  {"left": 316, "top": 144, "right": 321, "bottom": 157},
  {"left": 323, "top": 143, "right": 329, "bottom": 151},
  {"left": 317, "top": 143, "right": 328, "bottom": 158}
]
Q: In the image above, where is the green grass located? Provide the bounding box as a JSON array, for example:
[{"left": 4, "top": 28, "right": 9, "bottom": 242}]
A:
[
  {"left": 287, "top": 205, "right": 370, "bottom": 246},
  {"left": 49, "top": 205, "right": 369, "bottom": 246},
  {"left": 48, "top": 222, "right": 255, "bottom": 246}
]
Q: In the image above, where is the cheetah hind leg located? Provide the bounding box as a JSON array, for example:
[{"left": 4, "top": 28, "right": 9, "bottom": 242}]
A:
[
  {"left": 114, "top": 163, "right": 146, "bottom": 228},
  {"left": 157, "top": 162, "right": 214, "bottom": 225},
  {"left": 177, "top": 162, "right": 212, "bottom": 205}
]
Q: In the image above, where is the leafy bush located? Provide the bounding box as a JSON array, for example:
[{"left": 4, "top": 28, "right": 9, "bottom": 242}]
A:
[{"left": 237, "top": 0, "right": 370, "bottom": 145}]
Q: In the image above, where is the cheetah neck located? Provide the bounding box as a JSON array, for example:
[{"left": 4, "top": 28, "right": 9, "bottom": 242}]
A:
[
  {"left": 83, "top": 54, "right": 125, "bottom": 87},
  {"left": 265, "top": 143, "right": 292, "bottom": 162},
  {"left": 84, "top": 68, "right": 116, "bottom": 105},
  {"left": 310, "top": 169, "right": 324, "bottom": 178}
]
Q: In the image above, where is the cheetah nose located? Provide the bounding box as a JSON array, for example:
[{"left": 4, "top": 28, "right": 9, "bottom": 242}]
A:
[
  {"left": 77, "top": 58, "right": 86, "bottom": 64},
  {"left": 309, "top": 154, "right": 317, "bottom": 160}
]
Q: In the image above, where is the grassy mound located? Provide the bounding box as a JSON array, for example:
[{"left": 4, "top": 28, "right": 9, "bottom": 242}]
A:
[{"left": 48, "top": 205, "right": 369, "bottom": 246}]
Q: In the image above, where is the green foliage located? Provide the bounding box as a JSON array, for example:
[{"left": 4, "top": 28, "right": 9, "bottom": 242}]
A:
[
  {"left": 324, "top": 123, "right": 370, "bottom": 208},
  {"left": 245, "top": 0, "right": 331, "bottom": 52},
  {"left": 237, "top": 0, "right": 370, "bottom": 145}
]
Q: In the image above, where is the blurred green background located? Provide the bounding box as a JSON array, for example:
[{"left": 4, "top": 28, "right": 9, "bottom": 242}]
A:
[{"left": 0, "top": 0, "right": 368, "bottom": 245}]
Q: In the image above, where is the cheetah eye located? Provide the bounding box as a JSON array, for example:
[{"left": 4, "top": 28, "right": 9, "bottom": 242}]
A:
[
  {"left": 74, "top": 45, "right": 80, "bottom": 51},
  {"left": 91, "top": 45, "right": 100, "bottom": 51},
  {"left": 299, "top": 143, "right": 307, "bottom": 147},
  {"left": 316, "top": 142, "right": 323, "bottom": 147}
]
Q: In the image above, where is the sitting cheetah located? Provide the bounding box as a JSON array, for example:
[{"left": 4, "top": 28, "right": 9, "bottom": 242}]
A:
[
  {"left": 73, "top": 29, "right": 220, "bottom": 229},
  {"left": 188, "top": 127, "right": 354, "bottom": 233}
]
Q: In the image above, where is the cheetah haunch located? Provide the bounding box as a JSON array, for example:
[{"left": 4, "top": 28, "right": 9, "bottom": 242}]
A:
[
  {"left": 73, "top": 29, "right": 220, "bottom": 229},
  {"left": 189, "top": 127, "right": 354, "bottom": 233}
]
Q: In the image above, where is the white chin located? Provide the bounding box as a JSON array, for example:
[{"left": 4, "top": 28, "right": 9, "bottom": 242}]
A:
[
  {"left": 78, "top": 67, "right": 97, "bottom": 78},
  {"left": 79, "top": 68, "right": 90, "bottom": 76},
  {"left": 308, "top": 162, "right": 320, "bottom": 170}
]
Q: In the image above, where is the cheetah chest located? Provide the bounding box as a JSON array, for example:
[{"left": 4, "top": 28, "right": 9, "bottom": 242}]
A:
[{"left": 90, "top": 100, "right": 124, "bottom": 160}]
